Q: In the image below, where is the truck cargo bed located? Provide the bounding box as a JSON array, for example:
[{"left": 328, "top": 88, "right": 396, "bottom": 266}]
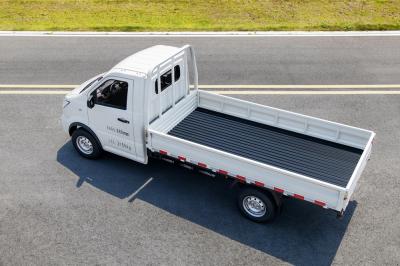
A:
[{"left": 168, "top": 108, "right": 363, "bottom": 187}]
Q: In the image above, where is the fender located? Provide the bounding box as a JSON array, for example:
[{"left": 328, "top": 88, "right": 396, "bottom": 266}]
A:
[
  {"left": 234, "top": 181, "right": 282, "bottom": 212},
  {"left": 68, "top": 122, "right": 103, "bottom": 149}
]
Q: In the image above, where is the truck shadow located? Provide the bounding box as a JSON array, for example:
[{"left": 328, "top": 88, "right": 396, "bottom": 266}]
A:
[{"left": 57, "top": 141, "right": 357, "bottom": 266}]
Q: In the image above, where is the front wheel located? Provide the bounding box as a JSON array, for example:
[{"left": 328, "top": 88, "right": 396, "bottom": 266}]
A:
[
  {"left": 71, "top": 128, "right": 102, "bottom": 159},
  {"left": 237, "top": 188, "right": 276, "bottom": 223}
]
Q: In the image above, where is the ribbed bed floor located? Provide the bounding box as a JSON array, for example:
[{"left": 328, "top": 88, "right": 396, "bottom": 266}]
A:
[{"left": 168, "top": 108, "right": 363, "bottom": 187}]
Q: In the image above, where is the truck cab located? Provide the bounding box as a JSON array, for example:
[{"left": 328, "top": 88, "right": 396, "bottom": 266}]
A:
[{"left": 62, "top": 45, "right": 196, "bottom": 164}]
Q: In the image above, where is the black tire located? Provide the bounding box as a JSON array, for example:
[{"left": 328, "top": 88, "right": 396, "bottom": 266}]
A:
[
  {"left": 237, "top": 188, "right": 276, "bottom": 223},
  {"left": 71, "top": 128, "right": 102, "bottom": 159}
]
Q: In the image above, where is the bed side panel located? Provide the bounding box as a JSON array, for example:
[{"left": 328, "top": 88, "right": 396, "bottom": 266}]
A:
[
  {"left": 149, "top": 130, "right": 345, "bottom": 211},
  {"left": 198, "top": 90, "right": 372, "bottom": 150}
]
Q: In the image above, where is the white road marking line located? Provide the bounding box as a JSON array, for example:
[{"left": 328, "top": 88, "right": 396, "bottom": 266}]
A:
[
  {"left": 0, "top": 91, "right": 69, "bottom": 94},
  {"left": 0, "top": 84, "right": 77, "bottom": 89},
  {"left": 128, "top": 177, "right": 154, "bottom": 202},
  {"left": 2, "top": 90, "right": 400, "bottom": 95},
  {"left": 2, "top": 84, "right": 400, "bottom": 89},
  {"left": 213, "top": 90, "right": 400, "bottom": 95},
  {"left": 193, "top": 84, "right": 400, "bottom": 89},
  {"left": 2, "top": 31, "right": 400, "bottom": 37}
]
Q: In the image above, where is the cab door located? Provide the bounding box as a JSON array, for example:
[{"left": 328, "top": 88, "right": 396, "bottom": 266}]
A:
[{"left": 87, "top": 77, "right": 137, "bottom": 160}]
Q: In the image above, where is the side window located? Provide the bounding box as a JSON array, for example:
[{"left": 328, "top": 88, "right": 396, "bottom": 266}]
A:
[
  {"left": 155, "top": 65, "right": 181, "bottom": 94},
  {"left": 174, "top": 65, "right": 180, "bottom": 81},
  {"left": 93, "top": 79, "right": 128, "bottom": 110}
]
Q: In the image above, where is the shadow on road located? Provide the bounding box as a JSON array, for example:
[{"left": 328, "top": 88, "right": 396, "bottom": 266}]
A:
[{"left": 57, "top": 141, "right": 356, "bottom": 266}]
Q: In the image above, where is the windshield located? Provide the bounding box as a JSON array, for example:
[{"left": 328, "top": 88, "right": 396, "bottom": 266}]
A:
[{"left": 80, "top": 75, "right": 103, "bottom": 93}]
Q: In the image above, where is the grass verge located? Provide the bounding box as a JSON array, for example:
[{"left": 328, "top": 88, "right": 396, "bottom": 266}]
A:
[{"left": 1, "top": 0, "right": 400, "bottom": 31}]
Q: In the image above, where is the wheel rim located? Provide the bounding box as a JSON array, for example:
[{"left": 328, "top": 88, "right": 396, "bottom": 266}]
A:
[
  {"left": 243, "top": 195, "right": 267, "bottom": 218},
  {"left": 76, "top": 136, "right": 93, "bottom": 155}
]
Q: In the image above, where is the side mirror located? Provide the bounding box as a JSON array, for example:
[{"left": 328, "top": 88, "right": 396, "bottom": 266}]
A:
[{"left": 87, "top": 95, "right": 95, "bottom": 109}]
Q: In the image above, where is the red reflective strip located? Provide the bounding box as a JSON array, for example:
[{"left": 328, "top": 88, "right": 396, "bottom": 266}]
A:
[
  {"left": 293, "top": 194, "right": 304, "bottom": 200},
  {"left": 178, "top": 156, "right": 186, "bottom": 161},
  {"left": 254, "top": 181, "right": 264, "bottom": 187},
  {"left": 274, "top": 187, "right": 284, "bottom": 193},
  {"left": 217, "top": 169, "right": 228, "bottom": 175},
  {"left": 236, "top": 175, "right": 246, "bottom": 182},
  {"left": 314, "top": 200, "right": 326, "bottom": 207},
  {"left": 159, "top": 150, "right": 168, "bottom": 155},
  {"left": 198, "top": 162, "right": 207, "bottom": 168}
]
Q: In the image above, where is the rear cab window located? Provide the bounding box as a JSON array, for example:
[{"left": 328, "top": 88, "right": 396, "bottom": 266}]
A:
[{"left": 155, "top": 65, "right": 181, "bottom": 94}]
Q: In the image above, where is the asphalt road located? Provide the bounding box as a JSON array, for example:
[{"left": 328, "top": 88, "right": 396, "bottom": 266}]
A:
[
  {"left": 0, "top": 36, "right": 400, "bottom": 85},
  {"left": 0, "top": 36, "right": 400, "bottom": 265}
]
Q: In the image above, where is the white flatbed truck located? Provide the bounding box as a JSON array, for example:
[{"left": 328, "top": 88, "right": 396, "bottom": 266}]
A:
[{"left": 61, "top": 45, "right": 375, "bottom": 222}]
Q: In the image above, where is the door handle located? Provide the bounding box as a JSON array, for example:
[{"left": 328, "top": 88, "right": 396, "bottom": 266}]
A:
[{"left": 117, "top": 118, "right": 130, "bottom": 124}]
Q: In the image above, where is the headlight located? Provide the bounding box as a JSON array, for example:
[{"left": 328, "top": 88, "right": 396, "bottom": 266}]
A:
[{"left": 63, "top": 99, "right": 71, "bottom": 109}]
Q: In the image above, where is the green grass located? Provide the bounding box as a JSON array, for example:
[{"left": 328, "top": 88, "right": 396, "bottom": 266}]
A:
[{"left": 1, "top": 0, "right": 400, "bottom": 31}]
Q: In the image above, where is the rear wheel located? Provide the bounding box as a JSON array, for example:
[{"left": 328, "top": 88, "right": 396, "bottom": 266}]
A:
[
  {"left": 237, "top": 188, "right": 276, "bottom": 223},
  {"left": 72, "top": 128, "right": 102, "bottom": 159}
]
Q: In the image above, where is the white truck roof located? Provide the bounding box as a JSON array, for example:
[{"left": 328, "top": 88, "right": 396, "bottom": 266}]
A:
[{"left": 112, "top": 45, "right": 181, "bottom": 75}]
